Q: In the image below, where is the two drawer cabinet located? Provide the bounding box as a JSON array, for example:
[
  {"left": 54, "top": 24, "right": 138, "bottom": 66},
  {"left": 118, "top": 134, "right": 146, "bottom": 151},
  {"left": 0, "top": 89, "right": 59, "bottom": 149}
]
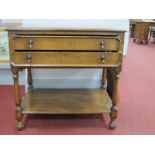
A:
[{"left": 8, "top": 27, "right": 125, "bottom": 130}]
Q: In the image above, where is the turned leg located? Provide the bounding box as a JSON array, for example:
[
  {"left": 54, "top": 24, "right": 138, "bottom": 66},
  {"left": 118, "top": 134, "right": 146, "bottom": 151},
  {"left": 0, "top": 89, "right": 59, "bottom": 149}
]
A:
[
  {"left": 108, "top": 69, "right": 120, "bottom": 129},
  {"left": 27, "top": 67, "right": 33, "bottom": 90},
  {"left": 11, "top": 65, "right": 24, "bottom": 130},
  {"left": 101, "top": 68, "right": 107, "bottom": 89}
]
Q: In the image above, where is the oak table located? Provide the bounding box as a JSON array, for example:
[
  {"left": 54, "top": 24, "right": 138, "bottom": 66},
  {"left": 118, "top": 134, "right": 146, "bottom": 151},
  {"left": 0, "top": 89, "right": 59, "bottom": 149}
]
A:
[{"left": 7, "top": 26, "right": 125, "bottom": 130}]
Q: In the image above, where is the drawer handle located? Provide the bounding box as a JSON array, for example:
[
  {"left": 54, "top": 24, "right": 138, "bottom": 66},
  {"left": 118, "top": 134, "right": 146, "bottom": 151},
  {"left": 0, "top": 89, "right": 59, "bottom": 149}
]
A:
[
  {"left": 26, "top": 55, "right": 32, "bottom": 63},
  {"left": 100, "top": 55, "right": 106, "bottom": 64},
  {"left": 100, "top": 41, "right": 105, "bottom": 49},
  {"left": 28, "top": 40, "right": 33, "bottom": 48}
]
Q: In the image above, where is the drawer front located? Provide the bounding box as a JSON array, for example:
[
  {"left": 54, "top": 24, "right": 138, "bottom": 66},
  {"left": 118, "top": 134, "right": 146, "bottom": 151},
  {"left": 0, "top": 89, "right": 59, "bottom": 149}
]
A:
[
  {"left": 11, "top": 52, "right": 121, "bottom": 67},
  {"left": 12, "top": 36, "right": 120, "bottom": 51}
]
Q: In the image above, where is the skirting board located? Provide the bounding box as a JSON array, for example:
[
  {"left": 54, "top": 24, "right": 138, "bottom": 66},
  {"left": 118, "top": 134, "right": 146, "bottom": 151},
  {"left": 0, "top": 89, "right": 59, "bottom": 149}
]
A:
[{"left": 33, "top": 78, "right": 102, "bottom": 89}]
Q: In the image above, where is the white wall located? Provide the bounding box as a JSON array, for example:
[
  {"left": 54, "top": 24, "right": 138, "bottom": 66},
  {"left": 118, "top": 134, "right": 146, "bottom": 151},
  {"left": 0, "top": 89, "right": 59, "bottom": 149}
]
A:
[{"left": 0, "top": 62, "right": 26, "bottom": 85}]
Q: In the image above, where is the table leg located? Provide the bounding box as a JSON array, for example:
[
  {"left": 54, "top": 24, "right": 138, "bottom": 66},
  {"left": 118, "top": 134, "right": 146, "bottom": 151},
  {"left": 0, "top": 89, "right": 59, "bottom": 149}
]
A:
[
  {"left": 11, "top": 65, "right": 24, "bottom": 130},
  {"left": 27, "top": 67, "right": 33, "bottom": 90},
  {"left": 101, "top": 68, "right": 107, "bottom": 89},
  {"left": 108, "top": 68, "right": 120, "bottom": 129}
]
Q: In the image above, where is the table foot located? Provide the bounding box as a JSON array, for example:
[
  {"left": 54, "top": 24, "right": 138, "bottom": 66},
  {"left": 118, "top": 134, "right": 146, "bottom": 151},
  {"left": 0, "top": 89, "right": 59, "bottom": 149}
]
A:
[
  {"left": 17, "top": 121, "right": 25, "bottom": 130},
  {"left": 108, "top": 120, "right": 116, "bottom": 129}
]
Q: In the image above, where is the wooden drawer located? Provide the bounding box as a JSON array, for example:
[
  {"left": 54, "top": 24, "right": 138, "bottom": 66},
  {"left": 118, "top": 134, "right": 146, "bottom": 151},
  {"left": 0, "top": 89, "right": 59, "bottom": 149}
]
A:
[
  {"left": 12, "top": 36, "right": 120, "bottom": 51},
  {"left": 11, "top": 52, "right": 121, "bottom": 67}
]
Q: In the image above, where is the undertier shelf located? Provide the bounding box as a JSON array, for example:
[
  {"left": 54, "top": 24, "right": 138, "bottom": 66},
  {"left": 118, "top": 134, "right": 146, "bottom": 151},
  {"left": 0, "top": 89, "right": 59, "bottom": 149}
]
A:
[{"left": 21, "top": 89, "right": 112, "bottom": 114}]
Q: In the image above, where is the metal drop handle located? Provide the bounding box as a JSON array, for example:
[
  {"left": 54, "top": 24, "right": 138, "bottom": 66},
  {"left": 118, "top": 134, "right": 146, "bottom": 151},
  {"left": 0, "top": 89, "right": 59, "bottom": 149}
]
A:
[
  {"left": 28, "top": 40, "right": 33, "bottom": 48},
  {"left": 100, "top": 55, "right": 106, "bottom": 64},
  {"left": 26, "top": 55, "right": 32, "bottom": 63},
  {"left": 100, "top": 41, "right": 105, "bottom": 49}
]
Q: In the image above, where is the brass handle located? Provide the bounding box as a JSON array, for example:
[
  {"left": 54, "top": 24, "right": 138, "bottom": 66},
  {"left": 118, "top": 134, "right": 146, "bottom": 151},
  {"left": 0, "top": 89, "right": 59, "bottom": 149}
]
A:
[
  {"left": 26, "top": 55, "right": 32, "bottom": 63},
  {"left": 28, "top": 40, "right": 33, "bottom": 48},
  {"left": 100, "top": 41, "right": 105, "bottom": 49},
  {"left": 100, "top": 55, "right": 106, "bottom": 64}
]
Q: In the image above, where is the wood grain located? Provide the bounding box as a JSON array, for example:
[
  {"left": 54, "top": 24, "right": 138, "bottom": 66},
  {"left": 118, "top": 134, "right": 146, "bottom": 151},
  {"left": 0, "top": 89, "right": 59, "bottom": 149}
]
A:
[
  {"left": 21, "top": 89, "right": 112, "bottom": 114},
  {"left": 12, "top": 36, "right": 119, "bottom": 51},
  {"left": 7, "top": 26, "right": 126, "bottom": 32},
  {"left": 11, "top": 52, "right": 121, "bottom": 67}
]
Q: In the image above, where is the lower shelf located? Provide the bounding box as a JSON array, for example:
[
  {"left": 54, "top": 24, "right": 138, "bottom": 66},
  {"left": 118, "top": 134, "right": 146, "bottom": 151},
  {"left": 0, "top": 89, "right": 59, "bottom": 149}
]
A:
[{"left": 21, "top": 89, "right": 112, "bottom": 114}]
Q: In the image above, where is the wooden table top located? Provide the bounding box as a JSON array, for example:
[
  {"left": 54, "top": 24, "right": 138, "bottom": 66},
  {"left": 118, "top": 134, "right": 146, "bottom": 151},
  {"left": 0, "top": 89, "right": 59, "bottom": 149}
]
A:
[{"left": 5, "top": 25, "right": 126, "bottom": 32}]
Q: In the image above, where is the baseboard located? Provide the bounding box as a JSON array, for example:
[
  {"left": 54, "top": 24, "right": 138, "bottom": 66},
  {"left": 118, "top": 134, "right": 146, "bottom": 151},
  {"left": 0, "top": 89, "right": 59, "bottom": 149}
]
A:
[{"left": 33, "top": 78, "right": 102, "bottom": 89}]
